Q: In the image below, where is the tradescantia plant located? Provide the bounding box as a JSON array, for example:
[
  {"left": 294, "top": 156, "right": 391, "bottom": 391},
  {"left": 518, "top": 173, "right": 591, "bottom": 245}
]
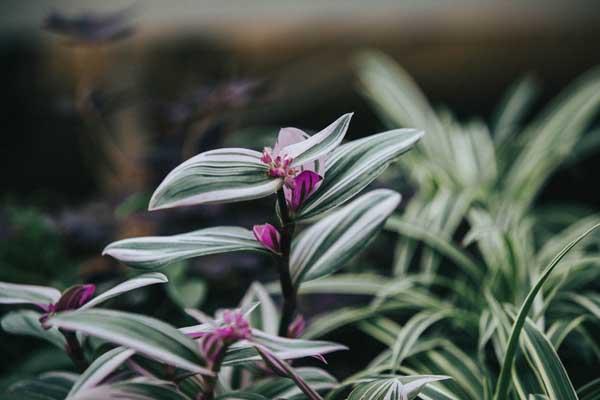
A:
[{"left": 1, "top": 114, "right": 447, "bottom": 399}]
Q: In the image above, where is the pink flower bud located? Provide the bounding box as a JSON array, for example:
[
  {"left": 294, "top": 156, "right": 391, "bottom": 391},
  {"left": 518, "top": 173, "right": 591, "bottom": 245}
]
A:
[
  {"left": 39, "top": 284, "right": 96, "bottom": 327},
  {"left": 253, "top": 223, "right": 282, "bottom": 254}
]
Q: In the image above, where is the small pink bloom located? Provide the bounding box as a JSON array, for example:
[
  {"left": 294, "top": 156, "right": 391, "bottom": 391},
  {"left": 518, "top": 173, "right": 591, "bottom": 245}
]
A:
[
  {"left": 253, "top": 223, "right": 282, "bottom": 254},
  {"left": 285, "top": 171, "right": 323, "bottom": 212},
  {"left": 191, "top": 309, "right": 252, "bottom": 364},
  {"left": 287, "top": 314, "right": 306, "bottom": 338},
  {"left": 260, "top": 127, "right": 325, "bottom": 192}
]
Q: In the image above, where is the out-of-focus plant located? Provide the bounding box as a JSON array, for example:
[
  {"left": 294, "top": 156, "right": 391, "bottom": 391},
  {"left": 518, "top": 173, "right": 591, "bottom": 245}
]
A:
[
  {"left": 293, "top": 52, "right": 600, "bottom": 400},
  {"left": 1, "top": 114, "right": 447, "bottom": 399}
]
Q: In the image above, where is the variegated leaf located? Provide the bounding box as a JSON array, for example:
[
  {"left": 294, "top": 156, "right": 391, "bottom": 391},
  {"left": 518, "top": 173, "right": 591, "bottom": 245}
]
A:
[
  {"left": 1, "top": 310, "right": 66, "bottom": 349},
  {"left": 520, "top": 319, "right": 578, "bottom": 400},
  {"left": 47, "top": 309, "right": 211, "bottom": 375},
  {"left": 7, "top": 372, "right": 78, "bottom": 400},
  {"left": 296, "top": 128, "right": 422, "bottom": 220},
  {"left": 67, "top": 347, "right": 135, "bottom": 397},
  {"left": 291, "top": 189, "right": 401, "bottom": 284},
  {"left": 82, "top": 273, "right": 168, "bottom": 309},
  {"left": 254, "top": 345, "right": 323, "bottom": 400},
  {"left": 283, "top": 113, "right": 352, "bottom": 168},
  {"left": 103, "top": 227, "right": 266, "bottom": 270},
  {"left": 347, "top": 375, "right": 450, "bottom": 400},
  {"left": 493, "top": 223, "right": 600, "bottom": 400},
  {"left": 246, "top": 367, "right": 337, "bottom": 399},
  {"left": 70, "top": 380, "right": 190, "bottom": 400},
  {"left": 149, "top": 148, "right": 281, "bottom": 210},
  {"left": 223, "top": 330, "right": 347, "bottom": 366},
  {"left": 0, "top": 281, "right": 60, "bottom": 307}
]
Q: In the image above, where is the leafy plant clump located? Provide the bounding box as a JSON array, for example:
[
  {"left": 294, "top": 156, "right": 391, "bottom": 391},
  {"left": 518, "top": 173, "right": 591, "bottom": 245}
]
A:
[
  {"left": 2, "top": 51, "right": 600, "bottom": 400},
  {"left": 1, "top": 113, "right": 448, "bottom": 399}
]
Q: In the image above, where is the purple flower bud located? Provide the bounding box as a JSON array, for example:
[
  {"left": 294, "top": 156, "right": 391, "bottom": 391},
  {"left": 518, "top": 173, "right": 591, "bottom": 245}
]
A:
[
  {"left": 287, "top": 314, "right": 306, "bottom": 338},
  {"left": 253, "top": 223, "right": 282, "bottom": 254},
  {"left": 54, "top": 284, "right": 96, "bottom": 312},
  {"left": 285, "top": 171, "right": 323, "bottom": 212},
  {"left": 39, "top": 284, "right": 96, "bottom": 327}
]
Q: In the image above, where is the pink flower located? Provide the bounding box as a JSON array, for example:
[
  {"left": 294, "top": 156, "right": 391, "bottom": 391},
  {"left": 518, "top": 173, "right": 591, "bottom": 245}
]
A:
[
  {"left": 39, "top": 284, "right": 96, "bottom": 325},
  {"left": 261, "top": 128, "right": 326, "bottom": 212},
  {"left": 253, "top": 223, "right": 282, "bottom": 254},
  {"left": 186, "top": 309, "right": 252, "bottom": 364}
]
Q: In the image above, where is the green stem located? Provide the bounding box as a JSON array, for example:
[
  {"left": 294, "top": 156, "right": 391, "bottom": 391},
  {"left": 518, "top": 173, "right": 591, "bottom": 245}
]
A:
[
  {"left": 60, "top": 329, "right": 88, "bottom": 372},
  {"left": 276, "top": 189, "right": 297, "bottom": 337}
]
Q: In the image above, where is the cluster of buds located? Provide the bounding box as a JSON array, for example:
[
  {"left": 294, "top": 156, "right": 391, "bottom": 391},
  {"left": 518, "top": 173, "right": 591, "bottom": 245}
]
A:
[
  {"left": 189, "top": 309, "right": 252, "bottom": 365},
  {"left": 38, "top": 284, "right": 95, "bottom": 326},
  {"left": 261, "top": 147, "right": 298, "bottom": 189}
]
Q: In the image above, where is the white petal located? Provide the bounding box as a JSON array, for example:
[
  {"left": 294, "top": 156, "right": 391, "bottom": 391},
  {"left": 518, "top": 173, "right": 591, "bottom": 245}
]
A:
[{"left": 273, "top": 127, "right": 309, "bottom": 156}]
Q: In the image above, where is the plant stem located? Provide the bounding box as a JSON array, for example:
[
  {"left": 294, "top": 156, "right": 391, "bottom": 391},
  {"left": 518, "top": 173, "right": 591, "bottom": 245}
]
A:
[
  {"left": 60, "top": 329, "right": 88, "bottom": 372},
  {"left": 276, "top": 189, "right": 297, "bottom": 337},
  {"left": 202, "top": 348, "right": 227, "bottom": 400}
]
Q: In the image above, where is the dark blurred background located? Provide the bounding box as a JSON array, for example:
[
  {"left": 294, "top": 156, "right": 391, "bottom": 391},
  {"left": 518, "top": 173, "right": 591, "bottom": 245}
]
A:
[{"left": 1, "top": 0, "right": 600, "bottom": 387}]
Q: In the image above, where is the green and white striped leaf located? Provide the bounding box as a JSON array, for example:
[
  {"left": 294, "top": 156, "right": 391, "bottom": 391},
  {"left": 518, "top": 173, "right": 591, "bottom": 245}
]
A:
[
  {"left": 1, "top": 310, "right": 66, "bottom": 349},
  {"left": 103, "top": 227, "right": 266, "bottom": 270},
  {"left": 70, "top": 380, "right": 190, "bottom": 400},
  {"left": 291, "top": 189, "right": 401, "bottom": 284},
  {"left": 254, "top": 345, "right": 324, "bottom": 400},
  {"left": 493, "top": 222, "right": 600, "bottom": 400},
  {"left": 296, "top": 273, "right": 390, "bottom": 296},
  {"left": 47, "top": 309, "right": 210, "bottom": 375},
  {"left": 247, "top": 367, "right": 337, "bottom": 400},
  {"left": 0, "top": 281, "right": 60, "bottom": 306},
  {"left": 411, "top": 342, "right": 484, "bottom": 400},
  {"left": 283, "top": 113, "right": 352, "bottom": 168},
  {"left": 81, "top": 273, "right": 168, "bottom": 309},
  {"left": 390, "top": 311, "right": 447, "bottom": 370},
  {"left": 149, "top": 148, "right": 281, "bottom": 210},
  {"left": 347, "top": 375, "right": 450, "bottom": 400},
  {"left": 296, "top": 128, "right": 422, "bottom": 220},
  {"left": 7, "top": 372, "right": 78, "bottom": 400},
  {"left": 240, "top": 282, "right": 279, "bottom": 336},
  {"left": 222, "top": 330, "right": 347, "bottom": 366},
  {"left": 67, "top": 347, "right": 135, "bottom": 398},
  {"left": 520, "top": 319, "right": 578, "bottom": 400}
]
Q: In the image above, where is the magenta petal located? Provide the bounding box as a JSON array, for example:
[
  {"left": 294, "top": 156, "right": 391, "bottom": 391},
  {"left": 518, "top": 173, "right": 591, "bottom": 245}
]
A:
[
  {"left": 286, "top": 171, "right": 323, "bottom": 212},
  {"left": 253, "top": 223, "right": 282, "bottom": 254},
  {"left": 55, "top": 284, "right": 96, "bottom": 312}
]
